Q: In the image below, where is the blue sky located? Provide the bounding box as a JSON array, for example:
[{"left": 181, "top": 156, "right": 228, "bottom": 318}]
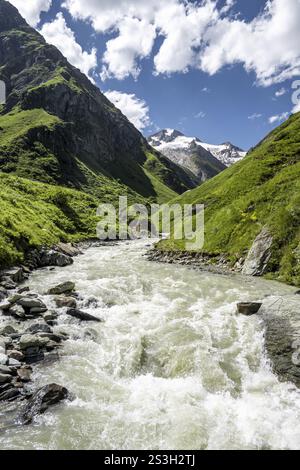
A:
[{"left": 10, "top": 0, "right": 300, "bottom": 150}]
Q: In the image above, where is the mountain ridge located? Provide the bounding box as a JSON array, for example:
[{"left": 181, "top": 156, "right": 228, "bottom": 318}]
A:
[{"left": 148, "top": 129, "right": 246, "bottom": 170}]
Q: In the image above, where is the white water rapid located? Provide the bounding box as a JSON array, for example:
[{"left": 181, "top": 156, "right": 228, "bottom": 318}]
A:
[{"left": 0, "top": 240, "right": 300, "bottom": 450}]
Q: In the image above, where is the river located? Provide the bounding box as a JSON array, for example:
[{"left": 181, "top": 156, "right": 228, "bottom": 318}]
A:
[{"left": 1, "top": 240, "right": 300, "bottom": 450}]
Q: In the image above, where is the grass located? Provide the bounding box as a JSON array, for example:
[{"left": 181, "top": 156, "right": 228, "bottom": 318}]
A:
[
  {"left": 158, "top": 112, "right": 300, "bottom": 286},
  {"left": 0, "top": 172, "right": 102, "bottom": 267},
  {"left": 0, "top": 108, "right": 61, "bottom": 145}
]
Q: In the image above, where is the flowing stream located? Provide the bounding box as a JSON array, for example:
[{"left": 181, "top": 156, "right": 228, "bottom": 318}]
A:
[{"left": 1, "top": 240, "right": 300, "bottom": 450}]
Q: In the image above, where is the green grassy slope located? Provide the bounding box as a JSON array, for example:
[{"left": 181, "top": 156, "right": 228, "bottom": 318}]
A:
[
  {"left": 0, "top": 172, "right": 104, "bottom": 266},
  {"left": 158, "top": 113, "right": 300, "bottom": 286}
]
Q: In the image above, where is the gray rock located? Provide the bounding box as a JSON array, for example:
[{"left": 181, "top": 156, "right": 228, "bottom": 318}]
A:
[
  {"left": 37, "top": 332, "right": 64, "bottom": 343},
  {"left": 0, "top": 325, "right": 17, "bottom": 336},
  {"left": 17, "top": 367, "right": 32, "bottom": 382},
  {"left": 0, "top": 365, "right": 13, "bottom": 375},
  {"left": 30, "top": 306, "right": 48, "bottom": 315},
  {"left": 8, "top": 358, "right": 21, "bottom": 366},
  {"left": 0, "top": 353, "right": 8, "bottom": 365},
  {"left": 0, "top": 387, "right": 20, "bottom": 402},
  {"left": 66, "top": 308, "right": 102, "bottom": 322},
  {"left": 17, "top": 297, "right": 47, "bottom": 309},
  {"left": 26, "top": 323, "right": 52, "bottom": 334},
  {"left": 263, "top": 295, "right": 300, "bottom": 389},
  {"left": 19, "top": 334, "right": 49, "bottom": 350},
  {"left": 56, "top": 242, "right": 81, "bottom": 257},
  {"left": 8, "top": 293, "right": 26, "bottom": 304},
  {"left": 237, "top": 302, "right": 262, "bottom": 315},
  {"left": 8, "top": 304, "right": 26, "bottom": 319},
  {"left": 0, "top": 277, "right": 17, "bottom": 290},
  {"left": 47, "top": 281, "right": 75, "bottom": 295},
  {"left": 7, "top": 350, "right": 25, "bottom": 362},
  {"left": 17, "top": 286, "right": 30, "bottom": 294},
  {"left": 0, "top": 301, "right": 11, "bottom": 311},
  {"left": 242, "top": 228, "right": 273, "bottom": 276},
  {"left": 4, "top": 268, "right": 25, "bottom": 283},
  {"left": 0, "top": 373, "right": 12, "bottom": 384},
  {"left": 43, "top": 311, "right": 58, "bottom": 323},
  {"left": 54, "top": 296, "right": 77, "bottom": 308},
  {"left": 40, "top": 250, "right": 73, "bottom": 268},
  {"left": 20, "top": 383, "right": 69, "bottom": 424}
]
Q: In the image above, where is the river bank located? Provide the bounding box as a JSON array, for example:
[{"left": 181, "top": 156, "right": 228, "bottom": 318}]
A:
[{"left": 0, "top": 240, "right": 300, "bottom": 449}]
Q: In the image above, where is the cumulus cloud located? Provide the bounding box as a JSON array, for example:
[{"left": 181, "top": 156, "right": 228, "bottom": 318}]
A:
[
  {"left": 101, "top": 17, "right": 156, "bottom": 81},
  {"left": 248, "top": 113, "right": 262, "bottom": 120},
  {"left": 200, "top": 0, "right": 300, "bottom": 86},
  {"left": 269, "top": 112, "right": 289, "bottom": 124},
  {"left": 195, "top": 111, "right": 206, "bottom": 119},
  {"left": 104, "top": 90, "right": 151, "bottom": 130},
  {"left": 153, "top": 1, "right": 217, "bottom": 75},
  {"left": 40, "top": 13, "right": 97, "bottom": 80},
  {"left": 10, "top": 0, "right": 52, "bottom": 27},
  {"left": 275, "top": 88, "right": 287, "bottom": 98},
  {"left": 61, "top": 0, "right": 300, "bottom": 87}
]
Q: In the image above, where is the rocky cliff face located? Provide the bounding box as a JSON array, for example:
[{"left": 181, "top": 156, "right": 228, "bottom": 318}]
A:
[{"left": 0, "top": 0, "right": 194, "bottom": 200}]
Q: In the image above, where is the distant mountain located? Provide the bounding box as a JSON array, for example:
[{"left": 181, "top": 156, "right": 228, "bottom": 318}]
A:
[
  {"left": 200, "top": 141, "right": 247, "bottom": 167},
  {"left": 148, "top": 129, "right": 247, "bottom": 184},
  {"left": 148, "top": 129, "right": 227, "bottom": 184}
]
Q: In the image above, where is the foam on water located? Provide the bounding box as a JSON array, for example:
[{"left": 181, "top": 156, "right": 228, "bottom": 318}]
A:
[{"left": 0, "top": 240, "right": 299, "bottom": 450}]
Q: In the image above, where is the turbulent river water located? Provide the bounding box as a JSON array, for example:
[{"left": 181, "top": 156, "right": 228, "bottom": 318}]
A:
[{"left": 1, "top": 240, "right": 300, "bottom": 450}]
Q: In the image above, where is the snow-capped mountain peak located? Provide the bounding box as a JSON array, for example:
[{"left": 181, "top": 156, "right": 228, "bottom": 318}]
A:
[{"left": 148, "top": 129, "right": 246, "bottom": 167}]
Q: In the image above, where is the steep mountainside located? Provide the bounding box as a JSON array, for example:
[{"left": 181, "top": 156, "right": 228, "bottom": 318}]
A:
[
  {"left": 157, "top": 114, "right": 300, "bottom": 286},
  {"left": 0, "top": 0, "right": 195, "bottom": 203},
  {"left": 148, "top": 129, "right": 246, "bottom": 180},
  {"left": 148, "top": 129, "right": 226, "bottom": 184}
]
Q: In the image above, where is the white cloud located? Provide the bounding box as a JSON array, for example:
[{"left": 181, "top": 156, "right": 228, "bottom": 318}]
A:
[
  {"left": 269, "top": 112, "right": 289, "bottom": 124},
  {"left": 248, "top": 113, "right": 262, "bottom": 120},
  {"left": 62, "top": 0, "right": 163, "bottom": 32},
  {"left": 200, "top": 0, "right": 300, "bottom": 86},
  {"left": 101, "top": 17, "right": 156, "bottom": 81},
  {"left": 195, "top": 111, "right": 206, "bottom": 119},
  {"left": 40, "top": 13, "right": 97, "bottom": 80},
  {"left": 202, "top": 87, "right": 210, "bottom": 93},
  {"left": 153, "top": 1, "right": 218, "bottom": 75},
  {"left": 10, "top": 0, "right": 52, "bottom": 27},
  {"left": 275, "top": 88, "right": 287, "bottom": 97},
  {"left": 62, "top": 0, "right": 300, "bottom": 87},
  {"left": 104, "top": 90, "right": 151, "bottom": 130},
  {"left": 292, "top": 101, "right": 300, "bottom": 114}
]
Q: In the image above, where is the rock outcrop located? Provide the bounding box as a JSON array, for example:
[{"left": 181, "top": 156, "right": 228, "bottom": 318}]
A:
[{"left": 242, "top": 228, "right": 273, "bottom": 276}]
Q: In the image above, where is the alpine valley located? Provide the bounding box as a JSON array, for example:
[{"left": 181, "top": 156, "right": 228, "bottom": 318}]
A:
[{"left": 0, "top": 0, "right": 300, "bottom": 452}]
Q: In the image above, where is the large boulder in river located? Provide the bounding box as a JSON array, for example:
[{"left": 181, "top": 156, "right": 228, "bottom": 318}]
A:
[
  {"left": 47, "top": 282, "right": 75, "bottom": 295},
  {"left": 20, "top": 383, "right": 69, "bottom": 424},
  {"left": 66, "top": 308, "right": 102, "bottom": 322},
  {"left": 242, "top": 228, "right": 273, "bottom": 276},
  {"left": 39, "top": 250, "right": 74, "bottom": 268}
]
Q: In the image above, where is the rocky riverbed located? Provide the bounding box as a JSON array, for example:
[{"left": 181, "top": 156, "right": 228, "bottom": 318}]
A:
[
  {"left": 0, "top": 240, "right": 300, "bottom": 449},
  {"left": 0, "top": 242, "right": 103, "bottom": 425}
]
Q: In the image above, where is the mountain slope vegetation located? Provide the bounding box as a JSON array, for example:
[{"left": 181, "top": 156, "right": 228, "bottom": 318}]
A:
[
  {"left": 158, "top": 113, "right": 300, "bottom": 286},
  {"left": 0, "top": 0, "right": 195, "bottom": 204}
]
